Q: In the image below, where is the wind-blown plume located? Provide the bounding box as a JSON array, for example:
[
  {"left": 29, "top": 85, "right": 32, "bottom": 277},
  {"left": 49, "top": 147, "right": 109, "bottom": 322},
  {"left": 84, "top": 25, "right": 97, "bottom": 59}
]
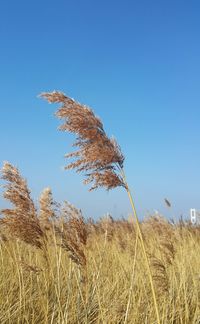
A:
[
  {"left": 0, "top": 162, "right": 45, "bottom": 249},
  {"left": 56, "top": 201, "right": 88, "bottom": 267},
  {"left": 40, "top": 91, "right": 126, "bottom": 191},
  {"left": 40, "top": 90, "right": 161, "bottom": 323}
]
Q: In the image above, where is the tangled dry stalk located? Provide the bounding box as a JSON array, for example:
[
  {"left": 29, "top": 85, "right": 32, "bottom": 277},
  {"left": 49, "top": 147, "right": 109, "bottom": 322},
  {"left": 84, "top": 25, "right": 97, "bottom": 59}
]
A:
[{"left": 0, "top": 193, "right": 199, "bottom": 323}]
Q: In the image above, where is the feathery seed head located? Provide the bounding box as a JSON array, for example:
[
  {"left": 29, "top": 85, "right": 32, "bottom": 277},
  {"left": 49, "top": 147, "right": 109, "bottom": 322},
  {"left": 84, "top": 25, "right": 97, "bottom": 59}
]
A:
[
  {"left": 0, "top": 162, "right": 45, "bottom": 249},
  {"left": 39, "top": 187, "right": 55, "bottom": 220},
  {"left": 40, "top": 91, "right": 126, "bottom": 190},
  {"left": 56, "top": 201, "right": 88, "bottom": 267}
]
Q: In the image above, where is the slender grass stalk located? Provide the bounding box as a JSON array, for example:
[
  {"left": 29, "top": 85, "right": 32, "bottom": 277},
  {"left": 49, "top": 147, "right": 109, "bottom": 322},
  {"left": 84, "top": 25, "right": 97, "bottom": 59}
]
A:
[
  {"left": 124, "top": 232, "right": 139, "bottom": 324},
  {"left": 121, "top": 168, "right": 161, "bottom": 324},
  {"left": 40, "top": 91, "right": 161, "bottom": 322}
]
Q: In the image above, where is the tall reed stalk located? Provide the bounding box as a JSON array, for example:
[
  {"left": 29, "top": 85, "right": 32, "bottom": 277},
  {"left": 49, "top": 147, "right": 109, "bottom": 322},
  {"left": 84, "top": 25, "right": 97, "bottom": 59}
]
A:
[
  {"left": 40, "top": 90, "right": 161, "bottom": 323},
  {"left": 121, "top": 169, "right": 160, "bottom": 324}
]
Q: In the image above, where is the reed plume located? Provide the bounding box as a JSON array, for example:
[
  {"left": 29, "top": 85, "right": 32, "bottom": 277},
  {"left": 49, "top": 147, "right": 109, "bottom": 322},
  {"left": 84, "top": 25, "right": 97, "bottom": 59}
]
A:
[
  {"left": 56, "top": 201, "right": 88, "bottom": 267},
  {"left": 39, "top": 187, "right": 56, "bottom": 230},
  {"left": 40, "top": 90, "right": 161, "bottom": 323},
  {"left": 0, "top": 162, "right": 45, "bottom": 249},
  {"left": 40, "top": 91, "right": 126, "bottom": 191}
]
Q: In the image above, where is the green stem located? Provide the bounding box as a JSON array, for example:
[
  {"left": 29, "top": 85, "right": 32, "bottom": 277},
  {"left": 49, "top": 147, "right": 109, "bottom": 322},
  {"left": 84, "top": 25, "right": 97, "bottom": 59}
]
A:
[{"left": 121, "top": 169, "right": 161, "bottom": 324}]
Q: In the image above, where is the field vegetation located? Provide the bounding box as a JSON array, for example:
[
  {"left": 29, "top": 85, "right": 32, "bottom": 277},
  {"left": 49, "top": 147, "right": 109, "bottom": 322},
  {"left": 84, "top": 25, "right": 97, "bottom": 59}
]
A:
[
  {"left": 0, "top": 92, "right": 199, "bottom": 323},
  {"left": 0, "top": 169, "right": 199, "bottom": 323}
]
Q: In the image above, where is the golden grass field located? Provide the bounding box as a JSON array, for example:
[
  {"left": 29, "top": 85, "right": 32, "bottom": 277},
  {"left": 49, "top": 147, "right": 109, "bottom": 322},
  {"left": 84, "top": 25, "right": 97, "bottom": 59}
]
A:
[
  {"left": 0, "top": 210, "right": 200, "bottom": 323},
  {"left": 1, "top": 92, "right": 199, "bottom": 323}
]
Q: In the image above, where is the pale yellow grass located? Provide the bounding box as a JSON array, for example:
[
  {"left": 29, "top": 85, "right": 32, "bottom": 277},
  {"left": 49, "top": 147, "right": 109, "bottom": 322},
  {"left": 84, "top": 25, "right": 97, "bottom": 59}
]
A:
[{"left": 0, "top": 219, "right": 199, "bottom": 324}]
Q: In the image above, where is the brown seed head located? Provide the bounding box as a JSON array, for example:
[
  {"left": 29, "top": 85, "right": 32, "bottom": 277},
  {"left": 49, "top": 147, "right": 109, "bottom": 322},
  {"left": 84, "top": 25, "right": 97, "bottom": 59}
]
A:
[
  {"left": 40, "top": 91, "right": 126, "bottom": 190},
  {"left": 0, "top": 162, "right": 45, "bottom": 249},
  {"left": 1, "top": 162, "right": 36, "bottom": 217},
  {"left": 56, "top": 201, "right": 88, "bottom": 267}
]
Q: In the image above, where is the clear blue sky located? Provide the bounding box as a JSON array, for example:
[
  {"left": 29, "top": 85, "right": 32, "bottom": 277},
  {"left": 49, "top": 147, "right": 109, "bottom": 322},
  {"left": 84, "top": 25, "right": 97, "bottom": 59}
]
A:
[{"left": 1, "top": 1, "right": 200, "bottom": 220}]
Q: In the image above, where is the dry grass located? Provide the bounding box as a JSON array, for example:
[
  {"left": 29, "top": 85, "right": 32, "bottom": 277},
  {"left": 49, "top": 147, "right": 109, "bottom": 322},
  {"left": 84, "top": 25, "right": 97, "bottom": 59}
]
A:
[
  {"left": 0, "top": 211, "right": 199, "bottom": 323},
  {"left": 0, "top": 162, "right": 46, "bottom": 250},
  {"left": 0, "top": 93, "right": 199, "bottom": 323},
  {"left": 40, "top": 91, "right": 161, "bottom": 322},
  {"left": 0, "top": 164, "right": 199, "bottom": 323}
]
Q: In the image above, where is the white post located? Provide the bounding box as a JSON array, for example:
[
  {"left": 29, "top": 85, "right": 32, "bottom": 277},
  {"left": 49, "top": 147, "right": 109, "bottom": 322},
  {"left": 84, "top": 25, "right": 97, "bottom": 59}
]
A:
[
  {"left": 197, "top": 210, "right": 200, "bottom": 225},
  {"left": 190, "top": 209, "right": 196, "bottom": 225}
]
